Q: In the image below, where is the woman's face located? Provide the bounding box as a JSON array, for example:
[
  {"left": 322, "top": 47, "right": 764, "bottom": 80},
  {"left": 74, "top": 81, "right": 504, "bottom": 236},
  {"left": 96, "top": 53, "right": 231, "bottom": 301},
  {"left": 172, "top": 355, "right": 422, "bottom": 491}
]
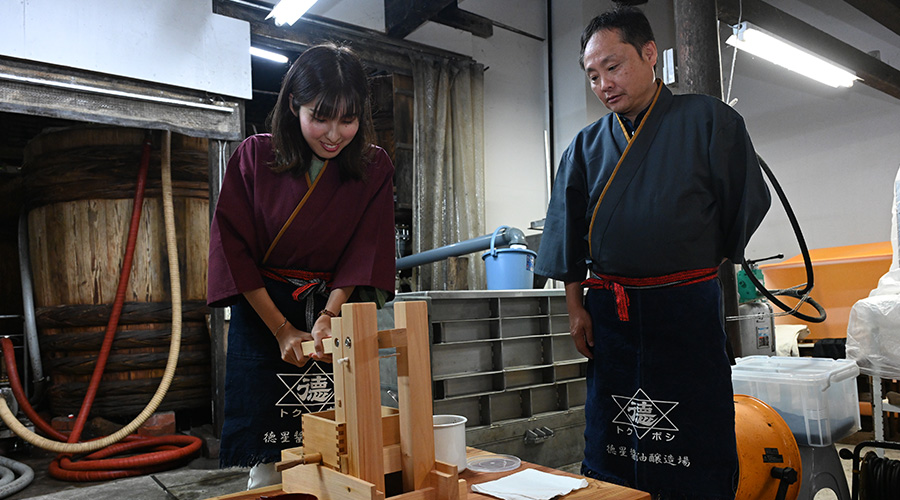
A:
[{"left": 297, "top": 102, "right": 360, "bottom": 160}]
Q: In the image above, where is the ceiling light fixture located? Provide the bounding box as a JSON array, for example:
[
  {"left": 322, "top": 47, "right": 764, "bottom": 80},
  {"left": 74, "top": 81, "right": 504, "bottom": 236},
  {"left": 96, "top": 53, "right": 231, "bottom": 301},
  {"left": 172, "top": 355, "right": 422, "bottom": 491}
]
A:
[
  {"left": 726, "top": 21, "right": 859, "bottom": 88},
  {"left": 250, "top": 46, "right": 289, "bottom": 64},
  {"left": 266, "top": 0, "right": 317, "bottom": 27}
]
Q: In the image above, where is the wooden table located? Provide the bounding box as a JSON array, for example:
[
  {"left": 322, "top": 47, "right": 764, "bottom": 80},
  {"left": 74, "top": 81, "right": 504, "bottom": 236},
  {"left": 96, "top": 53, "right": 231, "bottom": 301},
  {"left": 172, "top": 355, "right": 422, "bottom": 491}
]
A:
[
  {"left": 207, "top": 448, "right": 650, "bottom": 500},
  {"left": 462, "top": 448, "right": 649, "bottom": 500}
]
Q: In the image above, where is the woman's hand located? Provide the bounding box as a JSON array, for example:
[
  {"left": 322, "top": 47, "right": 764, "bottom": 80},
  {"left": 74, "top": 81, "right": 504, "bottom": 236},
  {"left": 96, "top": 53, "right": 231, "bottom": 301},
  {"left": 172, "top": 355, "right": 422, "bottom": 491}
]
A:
[
  {"left": 309, "top": 314, "right": 334, "bottom": 363},
  {"left": 274, "top": 322, "right": 317, "bottom": 368}
]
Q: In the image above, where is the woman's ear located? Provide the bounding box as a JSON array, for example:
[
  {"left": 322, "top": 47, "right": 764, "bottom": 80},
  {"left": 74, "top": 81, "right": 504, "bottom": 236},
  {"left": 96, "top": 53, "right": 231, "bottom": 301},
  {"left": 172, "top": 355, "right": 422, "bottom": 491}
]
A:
[{"left": 288, "top": 94, "right": 297, "bottom": 116}]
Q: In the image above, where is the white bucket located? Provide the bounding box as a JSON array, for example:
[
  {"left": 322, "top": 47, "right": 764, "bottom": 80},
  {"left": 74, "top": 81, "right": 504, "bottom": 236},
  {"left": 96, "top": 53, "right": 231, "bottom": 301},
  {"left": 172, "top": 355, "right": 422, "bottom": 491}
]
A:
[{"left": 433, "top": 414, "right": 468, "bottom": 471}]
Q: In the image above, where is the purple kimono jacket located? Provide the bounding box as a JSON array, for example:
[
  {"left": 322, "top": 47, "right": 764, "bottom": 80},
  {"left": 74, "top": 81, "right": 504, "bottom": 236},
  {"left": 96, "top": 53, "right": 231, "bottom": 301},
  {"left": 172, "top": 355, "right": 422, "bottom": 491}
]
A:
[
  {"left": 208, "top": 134, "right": 396, "bottom": 306},
  {"left": 208, "top": 134, "right": 395, "bottom": 467}
]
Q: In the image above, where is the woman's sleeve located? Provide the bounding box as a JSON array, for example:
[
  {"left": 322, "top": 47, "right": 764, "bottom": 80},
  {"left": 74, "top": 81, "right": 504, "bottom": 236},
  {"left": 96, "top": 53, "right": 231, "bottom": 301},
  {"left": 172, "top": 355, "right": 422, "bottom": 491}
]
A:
[
  {"left": 330, "top": 148, "right": 397, "bottom": 296},
  {"left": 207, "top": 137, "right": 267, "bottom": 307}
]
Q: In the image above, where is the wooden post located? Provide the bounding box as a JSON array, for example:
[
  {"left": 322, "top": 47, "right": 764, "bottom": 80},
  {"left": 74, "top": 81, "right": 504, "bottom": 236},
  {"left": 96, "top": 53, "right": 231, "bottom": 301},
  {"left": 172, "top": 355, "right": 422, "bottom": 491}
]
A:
[
  {"left": 340, "top": 303, "right": 385, "bottom": 493},
  {"left": 394, "top": 301, "right": 436, "bottom": 491}
]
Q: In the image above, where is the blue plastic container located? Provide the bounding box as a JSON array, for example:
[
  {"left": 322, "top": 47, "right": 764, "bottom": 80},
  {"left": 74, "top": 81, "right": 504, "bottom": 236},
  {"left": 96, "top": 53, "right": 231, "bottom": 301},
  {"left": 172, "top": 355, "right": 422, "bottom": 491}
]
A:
[{"left": 482, "top": 226, "right": 537, "bottom": 290}]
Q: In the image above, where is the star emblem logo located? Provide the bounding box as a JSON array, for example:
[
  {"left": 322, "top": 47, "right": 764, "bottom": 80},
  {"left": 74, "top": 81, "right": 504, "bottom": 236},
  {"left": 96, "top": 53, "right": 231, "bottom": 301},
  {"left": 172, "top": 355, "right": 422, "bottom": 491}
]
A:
[
  {"left": 276, "top": 363, "right": 334, "bottom": 413},
  {"left": 611, "top": 388, "right": 679, "bottom": 439}
]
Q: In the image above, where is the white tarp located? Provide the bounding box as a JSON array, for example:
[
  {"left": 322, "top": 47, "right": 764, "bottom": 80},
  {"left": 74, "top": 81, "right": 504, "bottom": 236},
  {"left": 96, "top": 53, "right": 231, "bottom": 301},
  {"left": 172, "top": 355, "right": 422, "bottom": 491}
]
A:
[{"left": 847, "top": 164, "right": 900, "bottom": 378}]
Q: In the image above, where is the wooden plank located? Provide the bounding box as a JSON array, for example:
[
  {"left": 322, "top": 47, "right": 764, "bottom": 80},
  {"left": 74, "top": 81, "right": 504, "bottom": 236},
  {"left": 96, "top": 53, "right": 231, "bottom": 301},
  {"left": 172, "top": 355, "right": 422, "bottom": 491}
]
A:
[
  {"left": 394, "top": 301, "right": 435, "bottom": 491},
  {"left": 282, "top": 463, "right": 378, "bottom": 500},
  {"left": 300, "top": 411, "right": 345, "bottom": 468},
  {"left": 341, "top": 302, "right": 385, "bottom": 492},
  {"left": 377, "top": 328, "right": 408, "bottom": 349},
  {"left": 388, "top": 488, "right": 435, "bottom": 500},
  {"left": 333, "top": 317, "right": 346, "bottom": 424},
  {"left": 384, "top": 443, "right": 402, "bottom": 474},
  {"left": 428, "top": 469, "right": 459, "bottom": 500},
  {"left": 461, "top": 448, "right": 650, "bottom": 500},
  {"left": 382, "top": 410, "right": 401, "bottom": 445},
  {"left": 203, "top": 484, "right": 284, "bottom": 500},
  {"left": 301, "top": 338, "right": 335, "bottom": 357},
  {"left": 276, "top": 452, "right": 322, "bottom": 472}
]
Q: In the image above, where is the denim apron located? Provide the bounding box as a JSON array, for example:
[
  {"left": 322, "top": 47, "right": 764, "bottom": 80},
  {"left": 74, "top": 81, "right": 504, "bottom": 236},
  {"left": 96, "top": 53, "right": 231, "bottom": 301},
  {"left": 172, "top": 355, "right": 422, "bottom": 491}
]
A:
[
  {"left": 581, "top": 278, "right": 738, "bottom": 499},
  {"left": 219, "top": 275, "right": 334, "bottom": 467}
]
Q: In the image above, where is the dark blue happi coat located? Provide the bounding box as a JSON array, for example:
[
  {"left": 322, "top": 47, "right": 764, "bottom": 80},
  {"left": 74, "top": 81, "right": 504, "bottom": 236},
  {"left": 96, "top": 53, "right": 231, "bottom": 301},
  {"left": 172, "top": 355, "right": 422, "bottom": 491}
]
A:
[
  {"left": 536, "top": 81, "right": 770, "bottom": 499},
  {"left": 219, "top": 276, "right": 334, "bottom": 468}
]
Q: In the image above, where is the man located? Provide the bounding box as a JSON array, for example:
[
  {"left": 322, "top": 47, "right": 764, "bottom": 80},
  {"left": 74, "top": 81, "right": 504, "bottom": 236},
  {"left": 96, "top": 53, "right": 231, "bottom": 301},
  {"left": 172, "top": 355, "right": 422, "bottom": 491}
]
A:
[{"left": 535, "top": 7, "right": 770, "bottom": 499}]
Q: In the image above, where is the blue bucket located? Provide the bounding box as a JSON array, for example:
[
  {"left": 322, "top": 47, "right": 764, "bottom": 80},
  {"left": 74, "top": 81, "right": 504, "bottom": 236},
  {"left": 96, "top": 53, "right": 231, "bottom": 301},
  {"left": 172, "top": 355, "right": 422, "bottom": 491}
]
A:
[{"left": 482, "top": 226, "right": 537, "bottom": 290}]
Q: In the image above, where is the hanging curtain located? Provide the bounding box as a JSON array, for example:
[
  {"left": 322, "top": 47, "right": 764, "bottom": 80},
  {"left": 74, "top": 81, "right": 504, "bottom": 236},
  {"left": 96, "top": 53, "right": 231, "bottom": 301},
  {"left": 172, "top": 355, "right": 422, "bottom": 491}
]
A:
[{"left": 411, "top": 56, "right": 486, "bottom": 291}]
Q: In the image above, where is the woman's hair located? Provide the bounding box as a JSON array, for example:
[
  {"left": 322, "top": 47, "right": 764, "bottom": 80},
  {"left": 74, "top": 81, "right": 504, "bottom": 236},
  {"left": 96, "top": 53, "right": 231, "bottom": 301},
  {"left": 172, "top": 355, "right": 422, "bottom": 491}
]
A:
[
  {"left": 579, "top": 6, "right": 655, "bottom": 70},
  {"left": 268, "top": 42, "right": 375, "bottom": 181}
]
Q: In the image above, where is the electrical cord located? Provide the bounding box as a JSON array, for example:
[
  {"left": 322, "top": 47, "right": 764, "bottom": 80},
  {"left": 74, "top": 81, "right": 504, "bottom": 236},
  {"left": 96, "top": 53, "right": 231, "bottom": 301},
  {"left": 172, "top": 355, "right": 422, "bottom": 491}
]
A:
[
  {"left": 742, "top": 154, "right": 827, "bottom": 323},
  {"left": 860, "top": 451, "right": 900, "bottom": 500}
]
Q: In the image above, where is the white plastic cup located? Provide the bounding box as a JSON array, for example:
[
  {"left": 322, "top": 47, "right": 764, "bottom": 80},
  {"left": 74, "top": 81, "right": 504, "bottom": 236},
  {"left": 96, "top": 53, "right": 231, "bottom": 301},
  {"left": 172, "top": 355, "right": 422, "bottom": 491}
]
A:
[{"left": 433, "top": 414, "right": 468, "bottom": 471}]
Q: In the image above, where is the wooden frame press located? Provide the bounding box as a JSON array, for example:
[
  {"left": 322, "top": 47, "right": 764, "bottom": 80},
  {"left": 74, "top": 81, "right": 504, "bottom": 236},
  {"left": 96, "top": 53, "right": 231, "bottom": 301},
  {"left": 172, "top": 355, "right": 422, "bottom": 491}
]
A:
[{"left": 278, "top": 300, "right": 466, "bottom": 500}]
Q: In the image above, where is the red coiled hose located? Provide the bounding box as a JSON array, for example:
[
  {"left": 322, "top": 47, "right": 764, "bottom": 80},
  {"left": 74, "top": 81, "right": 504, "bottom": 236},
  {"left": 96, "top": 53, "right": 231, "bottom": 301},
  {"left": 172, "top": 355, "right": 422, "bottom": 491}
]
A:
[{"left": 1, "top": 133, "right": 201, "bottom": 481}]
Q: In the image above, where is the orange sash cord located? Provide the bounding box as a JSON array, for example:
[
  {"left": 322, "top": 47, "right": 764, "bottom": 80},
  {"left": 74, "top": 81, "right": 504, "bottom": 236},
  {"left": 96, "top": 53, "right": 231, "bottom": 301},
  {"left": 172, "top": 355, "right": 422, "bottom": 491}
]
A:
[{"left": 262, "top": 160, "right": 329, "bottom": 265}]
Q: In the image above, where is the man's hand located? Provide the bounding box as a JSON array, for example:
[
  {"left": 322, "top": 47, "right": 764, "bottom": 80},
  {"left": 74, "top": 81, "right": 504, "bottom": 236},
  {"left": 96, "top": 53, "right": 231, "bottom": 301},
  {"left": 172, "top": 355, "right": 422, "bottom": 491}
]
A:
[
  {"left": 569, "top": 304, "right": 594, "bottom": 359},
  {"left": 565, "top": 281, "right": 594, "bottom": 359}
]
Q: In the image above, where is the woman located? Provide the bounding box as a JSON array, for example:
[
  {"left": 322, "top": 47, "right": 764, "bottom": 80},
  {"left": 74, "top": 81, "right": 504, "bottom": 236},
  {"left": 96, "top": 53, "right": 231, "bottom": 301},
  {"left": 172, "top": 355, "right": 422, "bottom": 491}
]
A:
[{"left": 207, "top": 43, "right": 396, "bottom": 488}]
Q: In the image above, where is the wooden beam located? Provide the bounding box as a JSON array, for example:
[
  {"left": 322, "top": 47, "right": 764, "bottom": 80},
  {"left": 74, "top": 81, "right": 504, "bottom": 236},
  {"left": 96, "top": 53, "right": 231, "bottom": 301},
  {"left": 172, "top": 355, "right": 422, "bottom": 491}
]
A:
[
  {"left": 718, "top": 0, "right": 900, "bottom": 101},
  {"left": 0, "top": 56, "right": 243, "bottom": 141},
  {"left": 843, "top": 0, "right": 900, "bottom": 38},
  {"left": 385, "top": 0, "right": 456, "bottom": 39},
  {"left": 433, "top": 3, "right": 493, "bottom": 39}
]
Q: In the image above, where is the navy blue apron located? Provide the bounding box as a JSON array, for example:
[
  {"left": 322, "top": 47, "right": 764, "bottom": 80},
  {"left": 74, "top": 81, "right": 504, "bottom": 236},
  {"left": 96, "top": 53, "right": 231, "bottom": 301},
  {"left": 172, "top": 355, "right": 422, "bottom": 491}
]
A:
[
  {"left": 219, "top": 275, "right": 334, "bottom": 468},
  {"left": 581, "top": 278, "right": 738, "bottom": 499}
]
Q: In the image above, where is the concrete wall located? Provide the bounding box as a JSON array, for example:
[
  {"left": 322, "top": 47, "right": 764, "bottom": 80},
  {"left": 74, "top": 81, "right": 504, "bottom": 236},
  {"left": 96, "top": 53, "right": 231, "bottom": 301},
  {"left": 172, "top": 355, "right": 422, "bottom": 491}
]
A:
[
  {"left": 730, "top": 0, "right": 900, "bottom": 262},
  {"left": 404, "top": 0, "right": 551, "bottom": 237},
  {"left": 0, "top": 0, "right": 251, "bottom": 99}
]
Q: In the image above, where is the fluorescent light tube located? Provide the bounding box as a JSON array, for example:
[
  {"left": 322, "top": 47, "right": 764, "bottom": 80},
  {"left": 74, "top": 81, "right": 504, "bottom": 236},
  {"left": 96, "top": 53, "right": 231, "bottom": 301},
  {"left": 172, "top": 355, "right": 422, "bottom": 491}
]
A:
[
  {"left": 265, "top": 0, "right": 317, "bottom": 27},
  {"left": 726, "top": 21, "right": 858, "bottom": 88},
  {"left": 250, "top": 46, "right": 289, "bottom": 64}
]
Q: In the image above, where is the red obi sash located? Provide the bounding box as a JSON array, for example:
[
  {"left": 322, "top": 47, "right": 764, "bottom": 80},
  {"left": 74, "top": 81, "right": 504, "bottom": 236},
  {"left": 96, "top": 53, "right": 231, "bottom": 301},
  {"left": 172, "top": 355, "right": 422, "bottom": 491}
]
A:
[
  {"left": 260, "top": 267, "right": 333, "bottom": 302},
  {"left": 582, "top": 267, "right": 719, "bottom": 322}
]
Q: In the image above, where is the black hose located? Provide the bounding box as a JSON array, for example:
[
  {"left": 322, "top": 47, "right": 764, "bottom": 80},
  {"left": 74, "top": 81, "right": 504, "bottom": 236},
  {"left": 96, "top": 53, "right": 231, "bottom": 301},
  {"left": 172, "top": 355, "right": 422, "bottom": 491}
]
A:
[
  {"left": 860, "top": 451, "right": 900, "bottom": 500},
  {"left": 742, "top": 155, "right": 827, "bottom": 323}
]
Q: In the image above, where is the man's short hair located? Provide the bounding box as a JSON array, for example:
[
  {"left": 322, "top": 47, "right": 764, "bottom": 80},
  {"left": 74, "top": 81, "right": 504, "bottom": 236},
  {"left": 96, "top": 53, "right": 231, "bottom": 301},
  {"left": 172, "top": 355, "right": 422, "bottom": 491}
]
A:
[{"left": 579, "top": 6, "right": 656, "bottom": 69}]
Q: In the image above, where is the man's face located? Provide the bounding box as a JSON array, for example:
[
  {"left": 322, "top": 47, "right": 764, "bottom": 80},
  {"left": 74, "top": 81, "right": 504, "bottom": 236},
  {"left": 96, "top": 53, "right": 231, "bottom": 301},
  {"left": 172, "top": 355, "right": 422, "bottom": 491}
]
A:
[{"left": 582, "top": 28, "right": 658, "bottom": 122}]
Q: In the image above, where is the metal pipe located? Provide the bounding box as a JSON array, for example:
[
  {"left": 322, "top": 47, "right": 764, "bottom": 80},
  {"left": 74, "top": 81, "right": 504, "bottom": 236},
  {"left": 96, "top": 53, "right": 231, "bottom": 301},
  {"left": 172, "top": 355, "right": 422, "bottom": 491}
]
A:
[
  {"left": 396, "top": 226, "right": 527, "bottom": 270},
  {"left": 17, "top": 211, "right": 44, "bottom": 393}
]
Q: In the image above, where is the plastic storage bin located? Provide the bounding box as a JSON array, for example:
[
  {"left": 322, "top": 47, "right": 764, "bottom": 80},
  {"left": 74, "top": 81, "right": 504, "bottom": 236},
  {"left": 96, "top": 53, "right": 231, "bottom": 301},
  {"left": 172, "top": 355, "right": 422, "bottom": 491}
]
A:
[{"left": 731, "top": 356, "right": 860, "bottom": 447}]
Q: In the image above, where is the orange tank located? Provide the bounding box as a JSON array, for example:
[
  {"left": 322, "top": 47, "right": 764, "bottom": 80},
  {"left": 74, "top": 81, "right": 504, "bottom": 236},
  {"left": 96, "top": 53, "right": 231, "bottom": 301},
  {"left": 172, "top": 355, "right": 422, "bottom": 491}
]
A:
[
  {"left": 760, "top": 242, "right": 891, "bottom": 340},
  {"left": 734, "top": 394, "right": 803, "bottom": 500}
]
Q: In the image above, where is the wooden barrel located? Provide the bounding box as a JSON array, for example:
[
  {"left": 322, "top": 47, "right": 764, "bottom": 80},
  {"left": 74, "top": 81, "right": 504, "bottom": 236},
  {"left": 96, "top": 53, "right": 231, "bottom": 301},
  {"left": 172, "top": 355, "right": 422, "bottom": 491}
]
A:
[{"left": 22, "top": 126, "right": 211, "bottom": 419}]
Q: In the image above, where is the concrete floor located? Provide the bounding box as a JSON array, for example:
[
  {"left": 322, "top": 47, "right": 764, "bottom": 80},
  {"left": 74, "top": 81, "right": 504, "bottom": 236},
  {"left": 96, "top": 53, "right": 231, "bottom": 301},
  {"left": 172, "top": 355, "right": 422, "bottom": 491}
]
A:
[
  {"left": 2, "top": 446, "right": 249, "bottom": 500},
  {"left": 2, "top": 431, "right": 899, "bottom": 499}
]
